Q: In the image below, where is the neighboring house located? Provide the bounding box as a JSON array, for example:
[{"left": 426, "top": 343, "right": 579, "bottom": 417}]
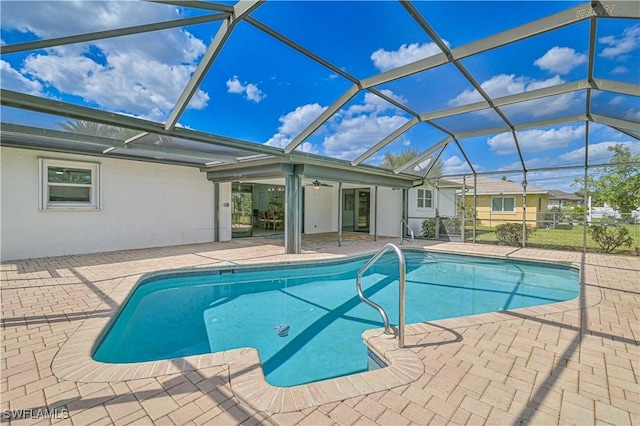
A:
[
  {"left": 450, "top": 176, "right": 549, "bottom": 227},
  {"left": 548, "top": 190, "right": 584, "bottom": 209}
]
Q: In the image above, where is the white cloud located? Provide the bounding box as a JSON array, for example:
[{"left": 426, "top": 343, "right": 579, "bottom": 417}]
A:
[
  {"left": 525, "top": 75, "right": 566, "bottom": 91},
  {"left": 599, "top": 25, "right": 640, "bottom": 59},
  {"left": 370, "top": 42, "right": 444, "bottom": 72},
  {"left": 559, "top": 140, "right": 640, "bottom": 164},
  {"left": 487, "top": 125, "right": 586, "bottom": 155},
  {"left": 3, "top": 2, "right": 178, "bottom": 39},
  {"left": 442, "top": 156, "right": 474, "bottom": 175},
  {"left": 0, "top": 60, "right": 43, "bottom": 95},
  {"left": 521, "top": 92, "right": 580, "bottom": 118},
  {"left": 226, "top": 76, "right": 245, "bottom": 94},
  {"left": 317, "top": 90, "right": 411, "bottom": 160},
  {"left": 323, "top": 114, "right": 409, "bottom": 160},
  {"left": 226, "top": 76, "right": 266, "bottom": 103},
  {"left": 245, "top": 84, "right": 265, "bottom": 103},
  {"left": 345, "top": 90, "right": 406, "bottom": 116},
  {"left": 497, "top": 156, "right": 594, "bottom": 173},
  {"left": 449, "top": 73, "right": 580, "bottom": 122},
  {"left": 609, "top": 96, "right": 624, "bottom": 105},
  {"left": 524, "top": 169, "right": 587, "bottom": 192},
  {"left": 533, "top": 47, "right": 587, "bottom": 74},
  {"left": 496, "top": 161, "right": 524, "bottom": 172},
  {"left": 265, "top": 103, "right": 326, "bottom": 154},
  {"left": 448, "top": 74, "right": 565, "bottom": 106},
  {"left": 278, "top": 104, "right": 326, "bottom": 136},
  {"left": 611, "top": 66, "right": 628, "bottom": 74},
  {"left": 1, "top": 2, "right": 209, "bottom": 121},
  {"left": 22, "top": 51, "right": 209, "bottom": 121},
  {"left": 624, "top": 108, "right": 640, "bottom": 122}
]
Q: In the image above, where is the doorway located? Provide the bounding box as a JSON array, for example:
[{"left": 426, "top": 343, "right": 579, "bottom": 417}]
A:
[
  {"left": 356, "top": 190, "right": 370, "bottom": 232},
  {"left": 231, "top": 183, "right": 253, "bottom": 238},
  {"left": 341, "top": 188, "right": 370, "bottom": 232},
  {"left": 231, "top": 182, "right": 286, "bottom": 238}
]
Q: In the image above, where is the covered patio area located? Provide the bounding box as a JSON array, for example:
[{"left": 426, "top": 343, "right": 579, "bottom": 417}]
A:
[{"left": 1, "top": 238, "right": 637, "bottom": 425}]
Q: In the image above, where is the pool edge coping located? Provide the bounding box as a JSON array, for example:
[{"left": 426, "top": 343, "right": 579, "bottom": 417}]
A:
[{"left": 51, "top": 248, "right": 598, "bottom": 414}]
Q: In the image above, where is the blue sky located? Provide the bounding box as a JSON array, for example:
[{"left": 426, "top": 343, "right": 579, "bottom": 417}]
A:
[{"left": 1, "top": 1, "right": 638, "bottom": 191}]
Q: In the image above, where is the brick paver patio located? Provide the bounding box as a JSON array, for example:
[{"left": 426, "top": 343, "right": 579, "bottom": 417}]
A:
[{"left": 1, "top": 235, "right": 638, "bottom": 425}]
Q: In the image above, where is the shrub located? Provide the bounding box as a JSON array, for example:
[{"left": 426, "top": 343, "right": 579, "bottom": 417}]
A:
[
  {"left": 421, "top": 219, "right": 436, "bottom": 239},
  {"left": 495, "top": 223, "right": 536, "bottom": 247},
  {"left": 588, "top": 224, "right": 634, "bottom": 253},
  {"left": 570, "top": 205, "right": 585, "bottom": 222}
]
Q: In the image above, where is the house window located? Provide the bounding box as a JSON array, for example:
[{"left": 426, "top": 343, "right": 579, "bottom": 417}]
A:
[
  {"left": 39, "top": 159, "right": 100, "bottom": 210},
  {"left": 417, "top": 189, "right": 433, "bottom": 208},
  {"left": 491, "top": 196, "right": 515, "bottom": 213}
]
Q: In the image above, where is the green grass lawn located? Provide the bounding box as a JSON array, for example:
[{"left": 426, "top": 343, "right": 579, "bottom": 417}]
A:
[{"left": 466, "top": 225, "right": 640, "bottom": 255}]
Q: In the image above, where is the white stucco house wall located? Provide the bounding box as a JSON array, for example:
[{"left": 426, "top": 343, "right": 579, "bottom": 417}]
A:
[
  {"left": 406, "top": 183, "right": 458, "bottom": 238},
  {"left": 303, "top": 185, "right": 403, "bottom": 238},
  {"left": 1, "top": 147, "right": 219, "bottom": 261},
  {"left": 2, "top": 146, "right": 459, "bottom": 261}
]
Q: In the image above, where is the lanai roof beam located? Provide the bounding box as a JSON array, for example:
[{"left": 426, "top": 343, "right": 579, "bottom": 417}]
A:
[
  {"left": 401, "top": 1, "right": 526, "bottom": 171},
  {"left": 146, "top": 1, "right": 235, "bottom": 13},
  {"left": 0, "top": 13, "right": 229, "bottom": 55},
  {"left": 284, "top": 85, "right": 360, "bottom": 154},
  {"left": 0, "top": 89, "right": 284, "bottom": 157}
]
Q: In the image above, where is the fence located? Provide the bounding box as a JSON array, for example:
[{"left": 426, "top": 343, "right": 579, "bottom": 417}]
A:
[{"left": 463, "top": 210, "right": 639, "bottom": 254}]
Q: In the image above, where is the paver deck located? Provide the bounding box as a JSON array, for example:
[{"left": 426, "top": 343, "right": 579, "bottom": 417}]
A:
[{"left": 1, "top": 235, "right": 638, "bottom": 425}]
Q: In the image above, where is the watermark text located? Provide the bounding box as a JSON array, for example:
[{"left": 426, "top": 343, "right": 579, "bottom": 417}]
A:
[{"left": 2, "top": 408, "right": 69, "bottom": 420}]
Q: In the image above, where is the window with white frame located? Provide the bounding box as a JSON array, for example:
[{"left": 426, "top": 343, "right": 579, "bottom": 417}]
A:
[
  {"left": 417, "top": 189, "right": 433, "bottom": 208},
  {"left": 491, "top": 196, "right": 515, "bottom": 213},
  {"left": 39, "top": 159, "right": 100, "bottom": 210}
]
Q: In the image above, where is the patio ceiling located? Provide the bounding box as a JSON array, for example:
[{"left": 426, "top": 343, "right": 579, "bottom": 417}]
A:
[{"left": 1, "top": 0, "right": 639, "bottom": 183}]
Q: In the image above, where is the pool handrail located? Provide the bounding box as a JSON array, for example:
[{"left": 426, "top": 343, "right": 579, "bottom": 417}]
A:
[
  {"left": 356, "top": 243, "right": 406, "bottom": 348},
  {"left": 400, "top": 219, "right": 414, "bottom": 245}
]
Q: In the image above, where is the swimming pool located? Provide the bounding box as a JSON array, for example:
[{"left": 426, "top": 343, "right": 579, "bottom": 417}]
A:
[{"left": 93, "top": 250, "right": 579, "bottom": 387}]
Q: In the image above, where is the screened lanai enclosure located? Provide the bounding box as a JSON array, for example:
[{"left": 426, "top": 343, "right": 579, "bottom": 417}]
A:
[{"left": 1, "top": 0, "right": 639, "bottom": 255}]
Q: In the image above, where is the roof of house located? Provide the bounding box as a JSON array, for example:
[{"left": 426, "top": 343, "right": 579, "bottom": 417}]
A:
[
  {"left": 548, "top": 190, "right": 583, "bottom": 201},
  {"left": 449, "top": 176, "right": 549, "bottom": 195}
]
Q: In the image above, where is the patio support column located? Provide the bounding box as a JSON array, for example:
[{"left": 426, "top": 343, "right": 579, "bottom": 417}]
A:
[
  {"left": 435, "top": 179, "right": 440, "bottom": 240},
  {"left": 462, "top": 177, "right": 466, "bottom": 243},
  {"left": 338, "top": 182, "right": 343, "bottom": 247},
  {"left": 374, "top": 186, "right": 378, "bottom": 242},
  {"left": 473, "top": 174, "right": 477, "bottom": 243},
  {"left": 522, "top": 172, "right": 528, "bottom": 248},
  {"left": 285, "top": 174, "right": 301, "bottom": 254},
  {"left": 402, "top": 188, "right": 408, "bottom": 237},
  {"left": 213, "top": 182, "right": 220, "bottom": 242}
]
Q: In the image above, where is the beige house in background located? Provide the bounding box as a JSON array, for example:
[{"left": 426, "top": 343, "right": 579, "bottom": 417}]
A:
[{"left": 452, "top": 176, "right": 550, "bottom": 227}]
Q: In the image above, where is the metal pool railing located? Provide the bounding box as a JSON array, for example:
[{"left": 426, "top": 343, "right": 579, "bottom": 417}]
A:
[
  {"left": 355, "top": 243, "right": 406, "bottom": 348},
  {"left": 400, "top": 219, "right": 414, "bottom": 244}
]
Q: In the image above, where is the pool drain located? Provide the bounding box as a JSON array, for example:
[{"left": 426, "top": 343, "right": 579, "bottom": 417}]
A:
[{"left": 274, "top": 324, "right": 290, "bottom": 337}]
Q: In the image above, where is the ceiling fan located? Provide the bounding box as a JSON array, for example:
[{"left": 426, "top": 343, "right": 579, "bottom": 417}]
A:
[{"left": 303, "top": 179, "right": 334, "bottom": 190}]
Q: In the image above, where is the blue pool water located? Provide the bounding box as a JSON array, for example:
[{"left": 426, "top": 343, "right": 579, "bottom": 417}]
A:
[{"left": 93, "top": 250, "right": 578, "bottom": 386}]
